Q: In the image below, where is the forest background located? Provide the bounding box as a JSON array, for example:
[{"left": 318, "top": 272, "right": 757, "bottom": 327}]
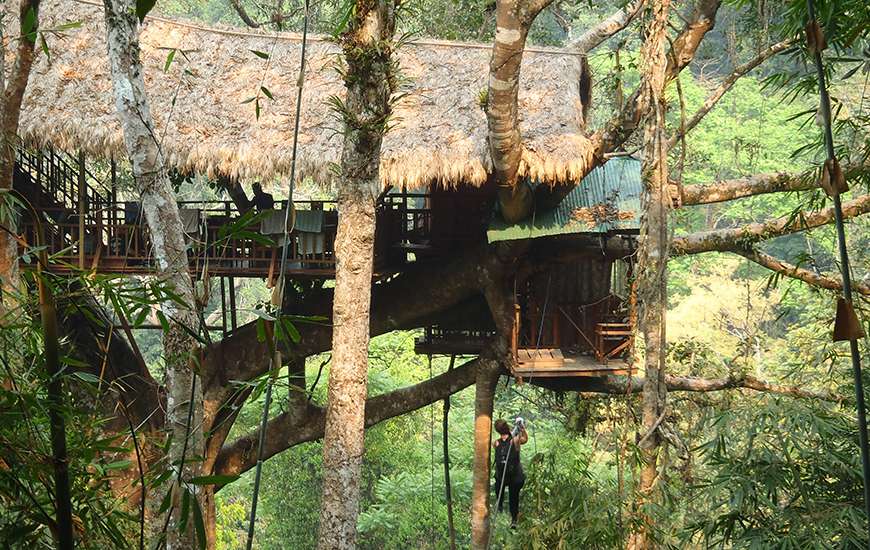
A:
[{"left": 2, "top": 0, "right": 869, "bottom": 548}]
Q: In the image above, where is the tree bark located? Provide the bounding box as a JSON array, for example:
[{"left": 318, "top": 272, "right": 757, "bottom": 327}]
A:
[
  {"left": 681, "top": 172, "right": 815, "bottom": 205},
  {"left": 0, "top": 0, "right": 40, "bottom": 311},
  {"left": 671, "top": 193, "right": 870, "bottom": 255},
  {"left": 317, "top": 1, "right": 398, "bottom": 548},
  {"left": 102, "top": 2, "right": 203, "bottom": 547},
  {"left": 735, "top": 247, "right": 870, "bottom": 295},
  {"left": 470, "top": 359, "right": 500, "bottom": 550},
  {"left": 486, "top": 0, "right": 554, "bottom": 223},
  {"left": 629, "top": 1, "right": 671, "bottom": 547},
  {"left": 568, "top": 0, "right": 644, "bottom": 54}
]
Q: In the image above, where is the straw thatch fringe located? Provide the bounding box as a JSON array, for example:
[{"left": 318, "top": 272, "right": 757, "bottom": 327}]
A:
[{"left": 17, "top": 1, "right": 592, "bottom": 189}]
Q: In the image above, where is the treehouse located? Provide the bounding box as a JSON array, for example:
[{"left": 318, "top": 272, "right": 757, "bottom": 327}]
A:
[
  {"left": 14, "top": 1, "right": 637, "bottom": 375},
  {"left": 416, "top": 157, "right": 640, "bottom": 379}
]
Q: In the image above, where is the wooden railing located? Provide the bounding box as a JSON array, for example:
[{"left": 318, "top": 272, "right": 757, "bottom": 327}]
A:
[
  {"left": 14, "top": 148, "right": 465, "bottom": 279},
  {"left": 516, "top": 295, "right": 634, "bottom": 364},
  {"left": 19, "top": 199, "right": 355, "bottom": 277}
]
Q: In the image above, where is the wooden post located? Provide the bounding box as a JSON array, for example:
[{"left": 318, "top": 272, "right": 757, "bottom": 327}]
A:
[
  {"left": 228, "top": 276, "right": 237, "bottom": 331},
  {"left": 552, "top": 308, "right": 560, "bottom": 347},
  {"left": 110, "top": 158, "right": 117, "bottom": 234},
  {"left": 77, "top": 151, "right": 86, "bottom": 270},
  {"left": 220, "top": 276, "right": 228, "bottom": 338}
]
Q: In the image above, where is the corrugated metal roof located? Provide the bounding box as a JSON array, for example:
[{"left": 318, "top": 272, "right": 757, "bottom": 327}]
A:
[{"left": 487, "top": 156, "right": 642, "bottom": 243}]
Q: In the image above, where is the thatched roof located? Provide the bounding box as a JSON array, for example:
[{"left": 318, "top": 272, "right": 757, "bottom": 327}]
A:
[{"left": 19, "top": 0, "right": 591, "bottom": 188}]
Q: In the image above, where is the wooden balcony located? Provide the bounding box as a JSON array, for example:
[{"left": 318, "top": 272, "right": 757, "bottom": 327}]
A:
[{"left": 17, "top": 198, "right": 423, "bottom": 278}]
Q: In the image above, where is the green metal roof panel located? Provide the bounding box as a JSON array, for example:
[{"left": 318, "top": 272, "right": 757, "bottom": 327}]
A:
[{"left": 487, "top": 156, "right": 642, "bottom": 243}]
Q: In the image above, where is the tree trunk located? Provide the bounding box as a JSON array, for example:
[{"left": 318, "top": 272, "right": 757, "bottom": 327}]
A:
[
  {"left": 0, "top": 0, "right": 40, "bottom": 312},
  {"left": 317, "top": 2, "right": 397, "bottom": 548},
  {"left": 470, "top": 360, "right": 500, "bottom": 550},
  {"left": 628, "top": 1, "right": 670, "bottom": 548},
  {"left": 102, "top": 2, "right": 203, "bottom": 548},
  {"left": 486, "top": 0, "right": 554, "bottom": 223},
  {"left": 318, "top": 195, "right": 377, "bottom": 549}
]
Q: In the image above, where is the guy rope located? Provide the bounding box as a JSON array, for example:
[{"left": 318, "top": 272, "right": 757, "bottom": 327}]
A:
[{"left": 245, "top": 1, "right": 310, "bottom": 547}]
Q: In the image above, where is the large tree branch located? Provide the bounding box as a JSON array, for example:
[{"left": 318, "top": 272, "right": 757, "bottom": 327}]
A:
[
  {"left": 58, "top": 283, "right": 164, "bottom": 431},
  {"left": 665, "top": 0, "right": 722, "bottom": 79},
  {"left": 202, "top": 243, "right": 512, "bottom": 404},
  {"left": 735, "top": 247, "right": 870, "bottom": 296},
  {"left": 487, "top": 0, "right": 555, "bottom": 223},
  {"left": 534, "top": 0, "right": 723, "bottom": 213},
  {"left": 682, "top": 172, "right": 815, "bottom": 205},
  {"left": 668, "top": 39, "right": 793, "bottom": 148},
  {"left": 228, "top": 0, "right": 260, "bottom": 28},
  {"left": 663, "top": 373, "right": 840, "bottom": 401},
  {"left": 537, "top": 373, "right": 841, "bottom": 401},
  {"left": 213, "top": 356, "right": 482, "bottom": 480},
  {"left": 671, "top": 193, "right": 870, "bottom": 255},
  {"left": 215, "top": 363, "right": 839, "bottom": 479},
  {"left": 568, "top": 0, "right": 645, "bottom": 54}
]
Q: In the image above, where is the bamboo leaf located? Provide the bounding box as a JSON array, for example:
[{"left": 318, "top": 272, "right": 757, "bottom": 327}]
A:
[
  {"left": 250, "top": 49, "right": 270, "bottom": 60},
  {"left": 105, "top": 459, "right": 132, "bottom": 471},
  {"left": 155, "top": 310, "right": 170, "bottom": 332},
  {"left": 260, "top": 86, "right": 274, "bottom": 100},
  {"left": 192, "top": 498, "right": 207, "bottom": 550},
  {"left": 21, "top": 7, "right": 37, "bottom": 42},
  {"left": 157, "top": 487, "right": 173, "bottom": 514},
  {"left": 164, "top": 49, "right": 177, "bottom": 73},
  {"left": 189, "top": 474, "right": 240, "bottom": 486},
  {"left": 54, "top": 21, "right": 83, "bottom": 31},
  {"left": 136, "top": 0, "right": 157, "bottom": 22},
  {"left": 179, "top": 488, "right": 190, "bottom": 533},
  {"left": 39, "top": 34, "right": 50, "bottom": 62}
]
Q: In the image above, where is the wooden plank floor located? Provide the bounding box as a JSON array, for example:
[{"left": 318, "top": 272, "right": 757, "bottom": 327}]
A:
[{"left": 514, "top": 348, "right": 633, "bottom": 378}]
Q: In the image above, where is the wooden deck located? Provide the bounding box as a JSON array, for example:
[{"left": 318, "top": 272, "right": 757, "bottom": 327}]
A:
[
  {"left": 513, "top": 348, "right": 633, "bottom": 378},
  {"left": 13, "top": 148, "right": 442, "bottom": 280}
]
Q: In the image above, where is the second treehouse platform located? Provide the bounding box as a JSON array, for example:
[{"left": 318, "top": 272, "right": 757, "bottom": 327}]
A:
[{"left": 418, "top": 157, "right": 643, "bottom": 381}]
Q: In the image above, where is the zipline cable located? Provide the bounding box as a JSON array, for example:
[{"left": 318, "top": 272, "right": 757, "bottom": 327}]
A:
[
  {"left": 245, "top": 1, "right": 309, "bottom": 547},
  {"left": 805, "top": 1, "right": 870, "bottom": 545},
  {"left": 443, "top": 354, "right": 458, "bottom": 550}
]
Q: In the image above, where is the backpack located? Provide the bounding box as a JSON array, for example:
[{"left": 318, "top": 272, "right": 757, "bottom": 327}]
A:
[{"left": 494, "top": 438, "right": 520, "bottom": 480}]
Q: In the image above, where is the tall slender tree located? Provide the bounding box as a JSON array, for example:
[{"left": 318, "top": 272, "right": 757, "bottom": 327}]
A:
[
  {"left": 317, "top": 1, "right": 400, "bottom": 547},
  {"left": 102, "top": 1, "right": 204, "bottom": 547},
  {"left": 629, "top": 1, "right": 671, "bottom": 547},
  {"left": 0, "top": 0, "right": 40, "bottom": 308}
]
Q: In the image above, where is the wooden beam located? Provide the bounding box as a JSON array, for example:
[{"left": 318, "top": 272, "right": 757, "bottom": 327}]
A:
[{"left": 77, "top": 151, "right": 86, "bottom": 270}]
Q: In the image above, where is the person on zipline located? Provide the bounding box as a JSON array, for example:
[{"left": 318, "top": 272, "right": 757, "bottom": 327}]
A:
[{"left": 493, "top": 417, "right": 528, "bottom": 528}]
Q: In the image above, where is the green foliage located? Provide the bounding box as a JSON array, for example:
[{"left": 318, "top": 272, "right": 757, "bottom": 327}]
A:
[
  {"left": 503, "top": 445, "right": 625, "bottom": 550},
  {"left": 358, "top": 469, "right": 472, "bottom": 549},
  {"left": 0, "top": 277, "right": 135, "bottom": 548},
  {"left": 683, "top": 396, "right": 867, "bottom": 548}
]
